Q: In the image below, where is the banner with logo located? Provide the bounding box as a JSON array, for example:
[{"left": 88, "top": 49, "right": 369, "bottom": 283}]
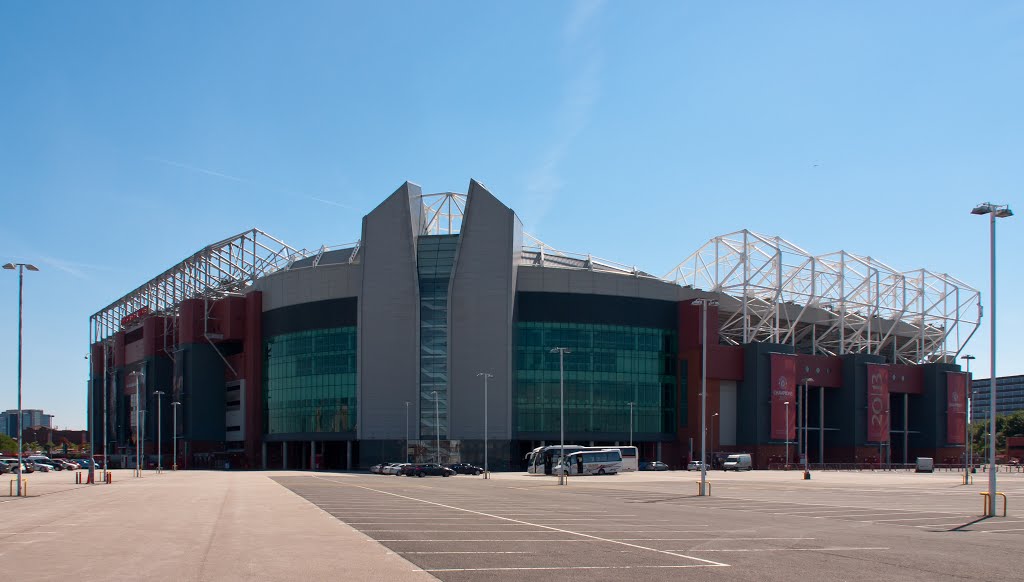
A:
[
  {"left": 866, "top": 364, "right": 889, "bottom": 443},
  {"left": 946, "top": 372, "right": 967, "bottom": 444},
  {"left": 770, "top": 353, "right": 796, "bottom": 440}
]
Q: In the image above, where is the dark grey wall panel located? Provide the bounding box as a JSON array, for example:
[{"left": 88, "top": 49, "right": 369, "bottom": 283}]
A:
[
  {"left": 181, "top": 343, "right": 226, "bottom": 442},
  {"left": 448, "top": 180, "right": 520, "bottom": 440},
  {"left": 263, "top": 298, "right": 358, "bottom": 337},
  {"left": 516, "top": 292, "right": 677, "bottom": 329},
  {"left": 359, "top": 182, "right": 422, "bottom": 440}
]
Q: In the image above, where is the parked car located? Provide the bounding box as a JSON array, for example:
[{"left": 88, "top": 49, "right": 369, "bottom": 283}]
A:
[
  {"left": 28, "top": 461, "right": 52, "bottom": 472},
  {"left": 401, "top": 463, "right": 454, "bottom": 477},
  {"left": 0, "top": 460, "right": 10, "bottom": 474},
  {"left": 446, "top": 463, "right": 484, "bottom": 475},
  {"left": 369, "top": 463, "right": 385, "bottom": 474},
  {"left": 686, "top": 460, "right": 705, "bottom": 471},
  {"left": 384, "top": 463, "right": 409, "bottom": 475},
  {"left": 722, "top": 453, "right": 753, "bottom": 471},
  {"left": 639, "top": 461, "right": 670, "bottom": 471},
  {"left": 0, "top": 458, "right": 32, "bottom": 474}
]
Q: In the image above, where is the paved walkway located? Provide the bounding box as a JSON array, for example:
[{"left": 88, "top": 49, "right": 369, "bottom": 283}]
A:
[{"left": 1, "top": 470, "right": 436, "bottom": 582}]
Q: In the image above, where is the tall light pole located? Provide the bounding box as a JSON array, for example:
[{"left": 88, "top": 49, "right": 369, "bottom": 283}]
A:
[
  {"left": 692, "top": 298, "right": 717, "bottom": 496},
  {"left": 784, "top": 401, "right": 791, "bottom": 468},
  {"left": 711, "top": 412, "right": 718, "bottom": 461},
  {"left": 961, "top": 354, "right": 975, "bottom": 476},
  {"left": 153, "top": 390, "right": 165, "bottom": 472},
  {"left": 129, "top": 370, "right": 144, "bottom": 477},
  {"left": 171, "top": 401, "right": 181, "bottom": 470},
  {"left": 404, "top": 401, "right": 410, "bottom": 463},
  {"left": 432, "top": 391, "right": 440, "bottom": 464},
  {"left": 550, "top": 347, "right": 570, "bottom": 485},
  {"left": 4, "top": 262, "right": 39, "bottom": 497},
  {"left": 800, "top": 377, "right": 814, "bottom": 476},
  {"left": 478, "top": 373, "right": 493, "bottom": 477},
  {"left": 627, "top": 401, "right": 635, "bottom": 447},
  {"left": 971, "top": 202, "right": 1013, "bottom": 516}
]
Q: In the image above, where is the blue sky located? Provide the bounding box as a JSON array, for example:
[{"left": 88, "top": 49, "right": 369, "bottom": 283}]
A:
[{"left": 1, "top": 1, "right": 1021, "bottom": 429}]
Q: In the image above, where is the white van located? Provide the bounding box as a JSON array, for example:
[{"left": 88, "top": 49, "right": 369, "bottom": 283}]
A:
[{"left": 722, "top": 453, "right": 752, "bottom": 471}]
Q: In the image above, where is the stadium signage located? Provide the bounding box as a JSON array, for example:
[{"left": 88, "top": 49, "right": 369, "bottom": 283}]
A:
[
  {"left": 770, "top": 353, "right": 796, "bottom": 440},
  {"left": 121, "top": 306, "right": 151, "bottom": 327},
  {"left": 866, "top": 364, "right": 889, "bottom": 443},
  {"left": 945, "top": 372, "right": 967, "bottom": 444}
]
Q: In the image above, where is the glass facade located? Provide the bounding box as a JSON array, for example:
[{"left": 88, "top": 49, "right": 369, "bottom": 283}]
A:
[
  {"left": 515, "top": 322, "right": 677, "bottom": 435},
  {"left": 264, "top": 327, "right": 357, "bottom": 435},
  {"left": 971, "top": 375, "right": 1024, "bottom": 422},
  {"left": 417, "top": 234, "right": 459, "bottom": 439}
]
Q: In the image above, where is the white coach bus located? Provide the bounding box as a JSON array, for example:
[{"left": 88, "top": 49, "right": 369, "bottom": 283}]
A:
[
  {"left": 553, "top": 449, "right": 623, "bottom": 475},
  {"left": 526, "top": 445, "right": 638, "bottom": 474}
]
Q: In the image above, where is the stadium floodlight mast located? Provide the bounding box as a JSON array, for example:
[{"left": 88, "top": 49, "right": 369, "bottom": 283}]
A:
[
  {"left": 971, "top": 201, "right": 1013, "bottom": 516},
  {"left": 692, "top": 298, "right": 718, "bottom": 496},
  {"left": 4, "top": 262, "right": 39, "bottom": 497},
  {"left": 961, "top": 354, "right": 975, "bottom": 482},
  {"left": 550, "top": 347, "right": 571, "bottom": 485},
  {"left": 171, "top": 401, "right": 181, "bottom": 470},
  {"left": 477, "top": 373, "right": 493, "bottom": 478},
  {"left": 153, "top": 391, "right": 165, "bottom": 472}
]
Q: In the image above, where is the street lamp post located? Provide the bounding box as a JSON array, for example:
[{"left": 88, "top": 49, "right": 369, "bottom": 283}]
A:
[
  {"left": 784, "top": 401, "right": 791, "bottom": 469},
  {"left": 153, "top": 390, "right": 165, "bottom": 472},
  {"left": 961, "top": 354, "right": 975, "bottom": 479},
  {"left": 971, "top": 202, "right": 1013, "bottom": 516},
  {"left": 627, "top": 401, "right": 635, "bottom": 447},
  {"left": 171, "top": 401, "right": 181, "bottom": 470},
  {"left": 405, "top": 401, "right": 410, "bottom": 463},
  {"left": 692, "top": 298, "right": 718, "bottom": 496},
  {"left": 4, "top": 262, "right": 39, "bottom": 497},
  {"left": 800, "top": 378, "right": 814, "bottom": 477},
  {"left": 432, "top": 391, "right": 440, "bottom": 464},
  {"left": 550, "top": 347, "right": 571, "bottom": 485},
  {"left": 478, "top": 373, "right": 493, "bottom": 478},
  {"left": 711, "top": 412, "right": 718, "bottom": 462},
  {"left": 129, "top": 370, "right": 144, "bottom": 478}
]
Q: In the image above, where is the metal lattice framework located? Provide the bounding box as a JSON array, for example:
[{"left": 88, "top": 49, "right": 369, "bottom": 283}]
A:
[
  {"left": 421, "top": 192, "right": 467, "bottom": 235},
  {"left": 664, "top": 230, "right": 981, "bottom": 364},
  {"left": 91, "top": 229, "right": 310, "bottom": 341}
]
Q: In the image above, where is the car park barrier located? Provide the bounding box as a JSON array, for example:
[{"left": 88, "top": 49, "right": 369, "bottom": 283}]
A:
[
  {"left": 979, "top": 492, "right": 1008, "bottom": 517},
  {"left": 695, "top": 481, "right": 712, "bottom": 495},
  {"left": 9, "top": 478, "right": 27, "bottom": 497}
]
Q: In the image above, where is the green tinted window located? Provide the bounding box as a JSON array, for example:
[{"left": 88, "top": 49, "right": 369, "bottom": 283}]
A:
[
  {"left": 263, "top": 327, "right": 357, "bottom": 435},
  {"left": 515, "top": 323, "right": 677, "bottom": 434}
]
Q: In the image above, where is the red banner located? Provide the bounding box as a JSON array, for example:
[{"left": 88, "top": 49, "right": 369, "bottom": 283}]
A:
[
  {"left": 946, "top": 372, "right": 967, "bottom": 445},
  {"left": 866, "top": 364, "right": 890, "bottom": 443},
  {"left": 770, "top": 354, "right": 796, "bottom": 440}
]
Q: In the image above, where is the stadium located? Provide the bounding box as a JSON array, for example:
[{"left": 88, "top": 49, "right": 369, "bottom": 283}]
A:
[{"left": 88, "top": 180, "right": 981, "bottom": 471}]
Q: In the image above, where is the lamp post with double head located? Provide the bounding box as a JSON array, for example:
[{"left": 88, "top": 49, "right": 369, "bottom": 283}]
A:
[
  {"left": 4, "top": 262, "right": 39, "bottom": 497},
  {"left": 171, "top": 401, "right": 181, "bottom": 470},
  {"left": 971, "top": 202, "right": 1013, "bottom": 515},
  {"left": 784, "top": 401, "right": 791, "bottom": 468},
  {"left": 153, "top": 390, "right": 165, "bottom": 472},
  {"left": 691, "top": 298, "right": 718, "bottom": 496},
  {"left": 550, "top": 347, "right": 571, "bottom": 485},
  {"left": 711, "top": 412, "right": 718, "bottom": 464},
  {"left": 477, "top": 373, "right": 493, "bottom": 477}
]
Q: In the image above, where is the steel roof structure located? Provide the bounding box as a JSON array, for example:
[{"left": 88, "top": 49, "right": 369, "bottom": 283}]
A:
[{"left": 663, "top": 230, "right": 981, "bottom": 364}]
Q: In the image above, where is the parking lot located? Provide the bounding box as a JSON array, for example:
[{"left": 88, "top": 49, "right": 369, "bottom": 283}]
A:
[
  {"left": 3, "top": 468, "right": 1022, "bottom": 581},
  {"left": 276, "top": 469, "right": 1024, "bottom": 581}
]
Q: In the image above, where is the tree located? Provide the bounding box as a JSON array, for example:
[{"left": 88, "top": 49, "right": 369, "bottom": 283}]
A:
[{"left": 0, "top": 434, "right": 17, "bottom": 454}]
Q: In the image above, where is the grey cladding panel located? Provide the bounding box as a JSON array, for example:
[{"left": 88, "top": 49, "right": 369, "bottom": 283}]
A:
[
  {"left": 448, "top": 181, "right": 519, "bottom": 440},
  {"left": 359, "top": 182, "right": 422, "bottom": 439}
]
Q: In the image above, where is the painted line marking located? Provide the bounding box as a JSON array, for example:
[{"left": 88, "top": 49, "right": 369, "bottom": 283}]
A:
[
  {"left": 374, "top": 539, "right": 590, "bottom": 542},
  {"left": 688, "top": 547, "right": 890, "bottom": 553},
  {"left": 309, "top": 475, "right": 730, "bottom": 567},
  {"left": 980, "top": 528, "right": 1024, "bottom": 533},
  {"left": 865, "top": 516, "right": 973, "bottom": 523},
  {"left": 402, "top": 551, "right": 536, "bottom": 554},
  {"left": 615, "top": 537, "right": 815, "bottom": 541},
  {"left": 415, "top": 565, "right": 725, "bottom": 572}
]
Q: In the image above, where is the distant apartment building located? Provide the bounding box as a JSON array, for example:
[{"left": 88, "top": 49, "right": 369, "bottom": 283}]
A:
[
  {"left": 971, "top": 375, "right": 1024, "bottom": 422},
  {"left": 0, "top": 409, "right": 53, "bottom": 436}
]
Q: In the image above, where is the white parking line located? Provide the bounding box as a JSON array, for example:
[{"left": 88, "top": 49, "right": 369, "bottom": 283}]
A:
[
  {"left": 616, "top": 537, "right": 815, "bottom": 541},
  {"left": 866, "top": 516, "right": 972, "bottom": 522},
  {"left": 402, "top": 551, "right": 535, "bottom": 554},
  {"left": 310, "top": 476, "right": 730, "bottom": 568},
  {"left": 980, "top": 528, "right": 1024, "bottom": 534},
  {"left": 376, "top": 539, "right": 590, "bottom": 542},
  {"left": 415, "top": 565, "right": 726, "bottom": 572},
  {"left": 688, "top": 547, "right": 890, "bottom": 552}
]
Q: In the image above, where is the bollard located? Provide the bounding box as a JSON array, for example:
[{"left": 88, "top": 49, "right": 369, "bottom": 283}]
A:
[
  {"left": 804, "top": 470, "right": 811, "bottom": 480},
  {"left": 105, "top": 472, "right": 113, "bottom": 484}
]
